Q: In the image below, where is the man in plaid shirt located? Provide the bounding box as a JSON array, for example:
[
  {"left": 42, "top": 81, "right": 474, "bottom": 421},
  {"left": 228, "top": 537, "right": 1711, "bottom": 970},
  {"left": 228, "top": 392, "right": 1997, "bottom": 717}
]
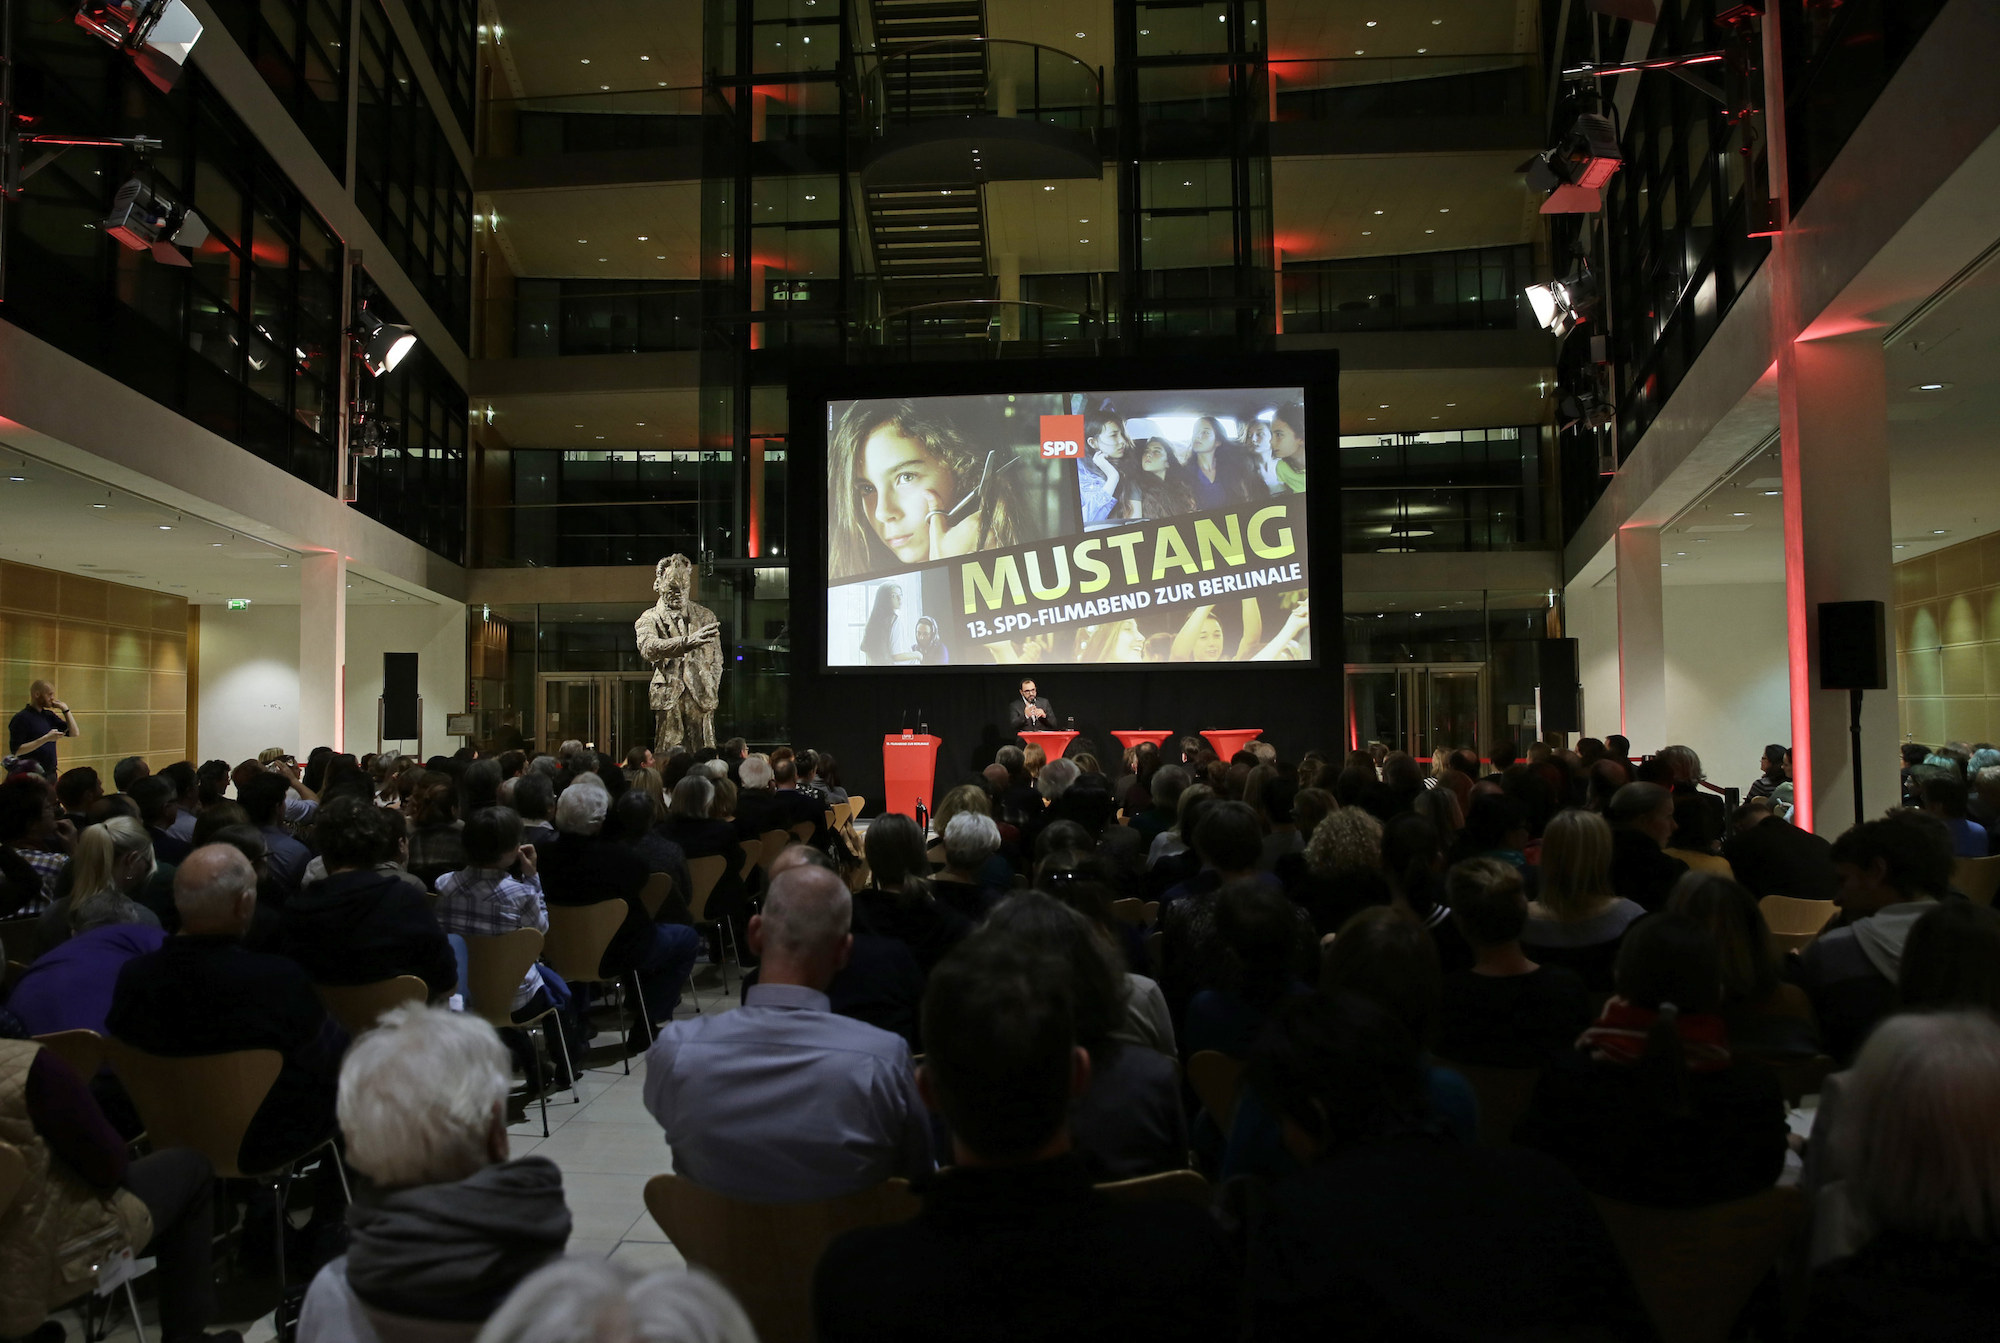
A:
[
  {"left": 435, "top": 806, "right": 584, "bottom": 1076},
  {"left": 0, "top": 774, "right": 73, "bottom": 917}
]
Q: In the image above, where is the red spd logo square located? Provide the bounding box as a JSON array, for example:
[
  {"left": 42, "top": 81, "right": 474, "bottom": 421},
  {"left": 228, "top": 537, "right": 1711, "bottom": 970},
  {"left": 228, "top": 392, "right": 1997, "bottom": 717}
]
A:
[{"left": 1039, "top": 414, "right": 1084, "bottom": 459}]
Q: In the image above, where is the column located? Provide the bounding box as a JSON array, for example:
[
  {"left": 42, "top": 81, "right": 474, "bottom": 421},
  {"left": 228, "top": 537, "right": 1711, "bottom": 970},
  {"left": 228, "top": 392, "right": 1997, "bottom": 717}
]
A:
[
  {"left": 1616, "top": 523, "right": 1666, "bottom": 755},
  {"left": 299, "top": 550, "right": 347, "bottom": 753},
  {"left": 1778, "top": 331, "right": 1898, "bottom": 837},
  {"left": 997, "top": 252, "right": 1021, "bottom": 342}
]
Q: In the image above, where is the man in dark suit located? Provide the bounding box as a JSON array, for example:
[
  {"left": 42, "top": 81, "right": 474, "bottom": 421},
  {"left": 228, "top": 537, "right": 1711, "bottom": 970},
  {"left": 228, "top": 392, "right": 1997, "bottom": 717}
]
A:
[
  {"left": 1007, "top": 678, "right": 1054, "bottom": 734},
  {"left": 1723, "top": 797, "right": 1840, "bottom": 902}
]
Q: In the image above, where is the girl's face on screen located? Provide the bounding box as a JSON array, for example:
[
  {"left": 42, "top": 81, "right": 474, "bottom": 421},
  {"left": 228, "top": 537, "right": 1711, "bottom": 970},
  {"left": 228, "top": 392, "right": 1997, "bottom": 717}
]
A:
[
  {"left": 1192, "top": 420, "right": 1219, "bottom": 455},
  {"left": 1142, "top": 438, "right": 1169, "bottom": 474},
  {"left": 1193, "top": 615, "right": 1226, "bottom": 660},
  {"left": 1110, "top": 622, "right": 1147, "bottom": 660},
  {"left": 857, "top": 425, "right": 955, "bottom": 565}
]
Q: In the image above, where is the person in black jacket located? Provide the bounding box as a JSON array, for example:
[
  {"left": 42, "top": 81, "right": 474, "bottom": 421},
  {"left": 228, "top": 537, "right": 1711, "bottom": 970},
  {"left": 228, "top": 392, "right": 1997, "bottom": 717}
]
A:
[
  {"left": 1723, "top": 797, "right": 1840, "bottom": 901},
  {"left": 109, "top": 845, "right": 346, "bottom": 1174},
  {"left": 854, "top": 814, "right": 971, "bottom": 976},
  {"left": 814, "top": 933, "right": 1236, "bottom": 1343},
  {"left": 658, "top": 773, "right": 750, "bottom": 957},
  {"left": 281, "top": 797, "right": 457, "bottom": 998},
  {"left": 1516, "top": 912, "right": 1788, "bottom": 1207},
  {"left": 1240, "top": 991, "right": 1654, "bottom": 1341},
  {"left": 539, "top": 777, "right": 701, "bottom": 1049},
  {"left": 1606, "top": 782, "right": 1690, "bottom": 912}
]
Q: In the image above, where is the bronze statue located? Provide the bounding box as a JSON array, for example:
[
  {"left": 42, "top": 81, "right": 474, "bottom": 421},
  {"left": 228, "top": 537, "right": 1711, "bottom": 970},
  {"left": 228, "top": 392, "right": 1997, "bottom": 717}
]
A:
[{"left": 636, "top": 554, "right": 723, "bottom": 754}]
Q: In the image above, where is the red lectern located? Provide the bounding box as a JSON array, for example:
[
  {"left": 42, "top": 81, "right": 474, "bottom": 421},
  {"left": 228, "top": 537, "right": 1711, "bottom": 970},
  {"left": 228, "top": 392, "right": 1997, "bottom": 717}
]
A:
[
  {"left": 1110, "top": 730, "right": 1176, "bottom": 751},
  {"left": 882, "top": 732, "right": 942, "bottom": 822},
  {"left": 1201, "top": 728, "right": 1263, "bottom": 759},
  {"left": 1018, "top": 729, "right": 1079, "bottom": 759}
]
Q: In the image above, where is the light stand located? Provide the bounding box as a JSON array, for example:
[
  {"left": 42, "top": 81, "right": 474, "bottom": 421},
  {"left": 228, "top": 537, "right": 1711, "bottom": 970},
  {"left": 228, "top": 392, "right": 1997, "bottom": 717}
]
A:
[{"left": 1849, "top": 687, "right": 1866, "bottom": 830}]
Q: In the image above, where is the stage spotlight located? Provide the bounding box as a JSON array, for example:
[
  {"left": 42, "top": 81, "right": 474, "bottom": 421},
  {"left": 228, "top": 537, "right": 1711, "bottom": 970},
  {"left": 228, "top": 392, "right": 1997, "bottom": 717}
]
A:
[
  {"left": 354, "top": 309, "right": 418, "bottom": 376},
  {"left": 1526, "top": 112, "right": 1622, "bottom": 212},
  {"left": 101, "top": 174, "right": 208, "bottom": 266},
  {"left": 1524, "top": 261, "right": 1598, "bottom": 338},
  {"left": 73, "top": 0, "right": 204, "bottom": 93}
]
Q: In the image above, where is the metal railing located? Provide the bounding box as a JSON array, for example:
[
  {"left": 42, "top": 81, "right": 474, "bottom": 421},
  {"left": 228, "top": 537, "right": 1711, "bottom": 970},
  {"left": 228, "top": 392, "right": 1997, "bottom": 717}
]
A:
[
  {"left": 866, "top": 298, "right": 1106, "bottom": 358},
  {"left": 861, "top": 38, "right": 1103, "bottom": 137},
  {"left": 1269, "top": 53, "right": 1536, "bottom": 122},
  {"left": 478, "top": 85, "right": 706, "bottom": 159}
]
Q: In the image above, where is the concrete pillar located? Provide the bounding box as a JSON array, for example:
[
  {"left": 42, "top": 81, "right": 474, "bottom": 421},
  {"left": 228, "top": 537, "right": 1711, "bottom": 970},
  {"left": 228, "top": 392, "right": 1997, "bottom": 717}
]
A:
[
  {"left": 997, "top": 77, "right": 1017, "bottom": 118},
  {"left": 1778, "top": 332, "right": 1898, "bottom": 837},
  {"left": 299, "top": 551, "right": 347, "bottom": 753},
  {"left": 997, "top": 252, "right": 1020, "bottom": 342},
  {"left": 1616, "top": 523, "right": 1666, "bottom": 755}
]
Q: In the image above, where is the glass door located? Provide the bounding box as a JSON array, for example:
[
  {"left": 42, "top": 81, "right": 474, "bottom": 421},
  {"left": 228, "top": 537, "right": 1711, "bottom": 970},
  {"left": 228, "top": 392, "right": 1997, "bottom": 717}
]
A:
[
  {"left": 537, "top": 676, "right": 600, "bottom": 752},
  {"left": 607, "top": 675, "right": 656, "bottom": 764},
  {"left": 537, "top": 673, "right": 658, "bottom": 760},
  {"left": 1344, "top": 664, "right": 1486, "bottom": 760}
]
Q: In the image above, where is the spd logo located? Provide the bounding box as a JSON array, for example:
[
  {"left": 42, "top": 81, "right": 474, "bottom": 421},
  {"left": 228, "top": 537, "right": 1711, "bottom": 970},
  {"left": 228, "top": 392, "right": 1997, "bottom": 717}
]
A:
[{"left": 1039, "top": 414, "right": 1084, "bottom": 459}]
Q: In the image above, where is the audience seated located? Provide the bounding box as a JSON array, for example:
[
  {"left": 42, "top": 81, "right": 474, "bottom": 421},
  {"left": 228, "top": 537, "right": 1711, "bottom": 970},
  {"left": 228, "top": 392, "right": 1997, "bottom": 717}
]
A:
[
  {"left": 537, "top": 778, "right": 700, "bottom": 1049},
  {"left": 1920, "top": 770, "right": 1989, "bottom": 859},
  {"left": 1239, "top": 993, "right": 1653, "bottom": 1341},
  {"left": 813, "top": 934, "right": 1236, "bottom": 1343},
  {"left": 854, "top": 814, "right": 972, "bottom": 975},
  {"left": 0, "top": 774, "right": 72, "bottom": 916},
  {"left": 1382, "top": 812, "right": 1472, "bottom": 972},
  {"left": 1037, "top": 869, "right": 1177, "bottom": 1056},
  {"left": 767, "top": 844, "right": 926, "bottom": 1049},
  {"left": 108, "top": 845, "right": 347, "bottom": 1176},
  {"left": 1183, "top": 881, "right": 1312, "bottom": 1058},
  {"left": 1799, "top": 810, "right": 1952, "bottom": 1064},
  {"left": 131, "top": 775, "right": 193, "bottom": 866},
  {"left": 1516, "top": 913, "right": 1788, "bottom": 1206},
  {"left": 1159, "top": 798, "right": 1264, "bottom": 912},
  {"left": 404, "top": 775, "right": 469, "bottom": 889},
  {"left": 8, "top": 903, "right": 165, "bottom": 1039},
  {"left": 643, "top": 863, "right": 932, "bottom": 1201},
  {"left": 1521, "top": 808, "right": 1647, "bottom": 991},
  {"left": 0, "top": 1033, "right": 234, "bottom": 1343},
  {"left": 983, "top": 893, "right": 1186, "bottom": 1179},
  {"left": 300, "top": 1007, "right": 571, "bottom": 1340},
  {"left": 1606, "top": 782, "right": 1690, "bottom": 911},
  {"left": 475, "top": 1260, "right": 754, "bottom": 1343},
  {"left": 1722, "top": 796, "right": 1841, "bottom": 900},
  {"left": 606, "top": 789, "right": 690, "bottom": 925},
  {"left": 282, "top": 798, "right": 457, "bottom": 998},
  {"left": 931, "top": 811, "right": 1006, "bottom": 922},
  {"left": 1286, "top": 805, "right": 1391, "bottom": 937},
  {"left": 238, "top": 771, "right": 312, "bottom": 903},
  {"left": 1803, "top": 1010, "right": 2000, "bottom": 1343},
  {"left": 1667, "top": 872, "right": 1820, "bottom": 1056},
  {"left": 1130, "top": 765, "right": 1188, "bottom": 846},
  {"left": 36, "top": 816, "right": 161, "bottom": 950},
  {"left": 657, "top": 775, "right": 748, "bottom": 952},
  {"left": 512, "top": 775, "right": 558, "bottom": 849},
  {"left": 1435, "top": 857, "right": 1591, "bottom": 1068}
]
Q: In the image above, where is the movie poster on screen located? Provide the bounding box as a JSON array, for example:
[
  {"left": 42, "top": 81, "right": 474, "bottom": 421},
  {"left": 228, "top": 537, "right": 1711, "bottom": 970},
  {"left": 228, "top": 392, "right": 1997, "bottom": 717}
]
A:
[{"left": 824, "top": 389, "right": 1314, "bottom": 669}]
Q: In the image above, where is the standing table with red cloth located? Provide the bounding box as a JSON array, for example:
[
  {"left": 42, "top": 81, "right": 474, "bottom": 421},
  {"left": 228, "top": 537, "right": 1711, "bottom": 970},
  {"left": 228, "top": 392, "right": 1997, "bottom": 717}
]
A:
[
  {"left": 1109, "top": 730, "right": 1176, "bottom": 752},
  {"left": 1201, "top": 728, "right": 1263, "bottom": 759},
  {"left": 882, "top": 733, "right": 942, "bottom": 821},
  {"left": 1017, "top": 730, "right": 1079, "bottom": 759}
]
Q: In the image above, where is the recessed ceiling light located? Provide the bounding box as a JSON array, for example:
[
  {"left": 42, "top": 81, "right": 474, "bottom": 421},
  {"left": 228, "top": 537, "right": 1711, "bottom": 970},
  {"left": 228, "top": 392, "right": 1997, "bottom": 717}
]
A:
[
  {"left": 1661, "top": 562, "right": 1670, "bottom": 568},
  {"left": 93, "top": 502, "right": 107, "bottom": 508},
  {"left": 1935, "top": 529, "right": 1949, "bottom": 535},
  {"left": 1732, "top": 511, "right": 1747, "bottom": 516},
  {"left": 1365, "top": 20, "right": 1378, "bottom": 26},
  {"left": 1438, "top": 207, "right": 1449, "bottom": 213},
  {"left": 1075, "top": 31, "right": 1085, "bottom": 37},
  {"left": 1432, "top": 17, "right": 1443, "bottom": 22},
  {"left": 580, "top": 58, "right": 589, "bottom": 63},
  {"left": 1676, "top": 552, "right": 1687, "bottom": 557},
  {"left": 1417, "top": 47, "right": 1427, "bottom": 52},
  {"left": 212, "top": 542, "right": 222, "bottom": 547},
  {"left": 1044, "top": 185, "right": 1055, "bottom": 191},
  {"left": 1425, "top": 228, "right": 1435, "bottom": 233},
  {"left": 577, "top": 239, "right": 586, "bottom": 243},
  {"left": 640, "top": 55, "right": 649, "bottom": 60},
  {"left": 1373, "top": 209, "right": 1384, "bottom": 215},
  {"left": 804, "top": 195, "right": 816, "bottom": 200},
  {"left": 1896, "top": 544, "right": 1906, "bottom": 550},
  {"left": 278, "top": 563, "right": 289, "bottom": 568},
  {"left": 1355, "top": 50, "right": 1364, "bottom": 55},
  {"left": 1079, "top": 238, "right": 1089, "bottom": 243},
  {"left": 1912, "top": 382, "right": 1952, "bottom": 391},
  {"left": 6, "top": 475, "right": 23, "bottom": 482},
  {"left": 1378, "top": 404, "right": 1389, "bottom": 409},
  {"left": 1361, "top": 230, "right": 1372, "bottom": 235},
  {"left": 159, "top": 524, "right": 172, "bottom": 530},
  {"left": 656, "top": 255, "right": 665, "bottom": 259},
  {"left": 1445, "top": 402, "right": 1456, "bottom": 406},
  {"left": 600, "top": 84, "right": 609, "bottom": 90},
  {"left": 1763, "top": 489, "right": 1780, "bottom": 496}
]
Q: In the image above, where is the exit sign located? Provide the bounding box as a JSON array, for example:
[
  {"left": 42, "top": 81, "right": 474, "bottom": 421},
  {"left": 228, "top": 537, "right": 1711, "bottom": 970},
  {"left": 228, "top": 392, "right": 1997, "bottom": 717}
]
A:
[{"left": 227, "top": 599, "right": 250, "bottom": 610}]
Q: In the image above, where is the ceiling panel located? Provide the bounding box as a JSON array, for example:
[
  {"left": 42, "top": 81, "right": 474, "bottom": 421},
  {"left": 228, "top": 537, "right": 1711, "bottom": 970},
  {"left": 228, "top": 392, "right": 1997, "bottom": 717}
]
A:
[
  {"left": 486, "top": 183, "right": 705, "bottom": 278},
  {"left": 1266, "top": 0, "right": 1538, "bottom": 64},
  {"left": 1273, "top": 151, "right": 1543, "bottom": 263},
  {"left": 984, "top": 175, "right": 1119, "bottom": 274},
  {"left": 489, "top": 0, "right": 705, "bottom": 98},
  {"left": 484, "top": 388, "right": 705, "bottom": 451}
]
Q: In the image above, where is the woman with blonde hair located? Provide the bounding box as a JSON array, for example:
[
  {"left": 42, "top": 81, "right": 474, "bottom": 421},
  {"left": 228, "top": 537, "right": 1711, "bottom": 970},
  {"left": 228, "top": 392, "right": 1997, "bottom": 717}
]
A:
[
  {"left": 633, "top": 767, "right": 668, "bottom": 824},
  {"left": 1521, "top": 808, "right": 1646, "bottom": 991},
  {"left": 39, "top": 814, "right": 159, "bottom": 948}
]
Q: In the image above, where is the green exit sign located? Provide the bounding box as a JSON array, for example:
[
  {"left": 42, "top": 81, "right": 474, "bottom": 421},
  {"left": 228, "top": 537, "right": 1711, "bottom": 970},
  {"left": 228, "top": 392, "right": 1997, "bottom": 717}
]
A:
[{"left": 227, "top": 599, "right": 251, "bottom": 610}]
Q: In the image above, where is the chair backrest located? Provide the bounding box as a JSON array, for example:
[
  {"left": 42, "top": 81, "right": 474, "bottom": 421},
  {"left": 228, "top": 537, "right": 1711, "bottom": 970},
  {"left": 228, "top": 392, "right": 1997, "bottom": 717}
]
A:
[
  {"left": 0, "top": 914, "right": 41, "bottom": 964},
  {"left": 1767, "top": 1052, "right": 1837, "bottom": 1108},
  {"left": 1096, "top": 1169, "right": 1212, "bottom": 1208},
  {"left": 738, "top": 845, "right": 759, "bottom": 882},
  {"left": 1955, "top": 855, "right": 2000, "bottom": 907},
  {"left": 1109, "top": 897, "right": 1148, "bottom": 927},
  {"left": 1758, "top": 894, "right": 1837, "bottom": 936},
  {"left": 1187, "top": 1050, "right": 1246, "bottom": 1132},
  {"left": 103, "top": 1042, "right": 284, "bottom": 1179},
  {"left": 643, "top": 1173, "right": 920, "bottom": 1343},
  {"left": 847, "top": 796, "right": 866, "bottom": 821},
  {"left": 1440, "top": 1062, "right": 1543, "bottom": 1147},
  {"left": 832, "top": 800, "right": 852, "bottom": 828},
  {"left": 788, "top": 820, "right": 815, "bottom": 842},
  {"left": 541, "top": 900, "right": 629, "bottom": 986},
  {"left": 638, "top": 871, "right": 675, "bottom": 920},
  {"left": 463, "top": 928, "right": 546, "bottom": 1027},
  {"left": 315, "top": 976, "right": 430, "bottom": 1037},
  {"left": 759, "top": 828, "right": 791, "bottom": 872},
  {"left": 1592, "top": 1186, "right": 1806, "bottom": 1343},
  {"left": 0, "top": 1141, "right": 25, "bottom": 1218},
  {"left": 32, "top": 1029, "right": 106, "bottom": 1079},
  {"left": 686, "top": 855, "right": 728, "bottom": 922},
  {"left": 1145, "top": 930, "right": 1163, "bottom": 976}
]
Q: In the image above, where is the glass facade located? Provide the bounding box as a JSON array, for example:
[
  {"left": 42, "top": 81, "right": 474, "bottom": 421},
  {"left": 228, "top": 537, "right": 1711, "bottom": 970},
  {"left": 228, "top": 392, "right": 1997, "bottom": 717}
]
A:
[
  {"left": 356, "top": 0, "right": 474, "bottom": 346},
  {"left": 1282, "top": 244, "right": 1538, "bottom": 335},
  {"left": 403, "top": 0, "right": 479, "bottom": 139},
  {"left": 3, "top": 11, "right": 343, "bottom": 491},
  {"left": 352, "top": 277, "right": 469, "bottom": 561},
  {"left": 1340, "top": 429, "right": 1551, "bottom": 554},
  {"left": 206, "top": 0, "right": 353, "bottom": 175}
]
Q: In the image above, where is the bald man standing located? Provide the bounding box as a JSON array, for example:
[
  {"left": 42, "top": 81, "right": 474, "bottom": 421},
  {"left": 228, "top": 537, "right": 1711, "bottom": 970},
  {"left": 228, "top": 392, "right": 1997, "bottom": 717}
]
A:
[
  {"left": 641, "top": 864, "right": 933, "bottom": 1202},
  {"left": 8, "top": 679, "right": 76, "bottom": 777}
]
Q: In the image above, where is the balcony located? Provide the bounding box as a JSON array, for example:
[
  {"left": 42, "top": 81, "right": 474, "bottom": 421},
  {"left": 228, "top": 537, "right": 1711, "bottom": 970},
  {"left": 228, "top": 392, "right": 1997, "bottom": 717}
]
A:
[
  {"left": 1281, "top": 245, "right": 1539, "bottom": 335},
  {"left": 860, "top": 298, "right": 1107, "bottom": 361},
  {"left": 477, "top": 86, "right": 705, "bottom": 192},
  {"left": 860, "top": 38, "right": 1104, "bottom": 186},
  {"left": 1269, "top": 55, "right": 1540, "bottom": 157}
]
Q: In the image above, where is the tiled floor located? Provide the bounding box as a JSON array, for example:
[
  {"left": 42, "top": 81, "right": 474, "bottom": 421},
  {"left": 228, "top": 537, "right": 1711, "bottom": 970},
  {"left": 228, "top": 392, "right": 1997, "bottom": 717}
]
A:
[{"left": 59, "top": 969, "right": 737, "bottom": 1342}]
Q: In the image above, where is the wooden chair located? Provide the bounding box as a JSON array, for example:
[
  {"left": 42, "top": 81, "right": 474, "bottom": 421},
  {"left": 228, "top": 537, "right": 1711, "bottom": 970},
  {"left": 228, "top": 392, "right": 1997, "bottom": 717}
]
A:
[
  {"left": 643, "top": 1173, "right": 919, "bottom": 1343},
  {"left": 925, "top": 840, "right": 946, "bottom": 868},
  {"left": 686, "top": 853, "right": 738, "bottom": 993},
  {"left": 1145, "top": 930, "right": 1163, "bottom": 977},
  {"left": 33, "top": 1028, "right": 106, "bottom": 1079},
  {"left": 638, "top": 871, "right": 675, "bottom": 920},
  {"left": 1096, "top": 1169, "right": 1212, "bottom": 1208},
  {"left": 1955, "top": 854, "right": 2000, "bottom": 906},
  {"left": 1764, "top": 1052, "right": 1837, "bottom": 1108},
  {"left": 543, "top": 901, "right": 650, "bottom": 1073},
  {"left": 1187, "top": 1051, "right": 1247, "bottom": 1133},
  {"left": 759, "top": 828, "right": 791, "bottom": 874},
  {"left": 104, "top": 1041, "right": 349, "bottom": 1300},
  {"left": 846, "top": 796, "right": 866, "bottom": 822},
  {"left": 788, "top": 820, "right": 815, "bottom": 842},
  {"left": 1110, "top": 897, "right": 1147, "bottom": 927},
  {"left": 463, "top": 928, "right": 577, "bottom": 1136},
  {"left": 1441, "top": 1062, "right": 1543, "bottom": 1148},
  {"left": 738, "top": 843, "right": 760, "bottom": 885},
  {"left": 1759, "top": 894, "right": 1837, "bottom": 953},
  {"left": 824, "top": 808, "right": 837, "bottom": 831},
  {"left": 0, "top": 913, "right": 41, "bottom": 963},
  {"left": 1591, "top": 1187, "right": 1806, "bottom": 1343},
  {"left": 314, "top": 975, "right": 430, "bottom": 1038}
]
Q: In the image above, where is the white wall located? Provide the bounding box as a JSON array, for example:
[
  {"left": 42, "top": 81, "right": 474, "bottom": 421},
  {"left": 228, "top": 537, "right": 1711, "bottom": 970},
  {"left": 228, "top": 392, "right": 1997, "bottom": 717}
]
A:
[
  {"left": 1663, "top": 582, "right": 1792, "bottom": 795},
  {"left": 1565, "top": 577, "right": 1790, "bottom": 793},
  {"left": 196, "top": 603, "right": 300, "bottom": 765},
  {"left": 345, "top": 601, "right": 468, "bottom": 757},
  {"left": 196, "top": 597, "right": 467, "bottom": 762}
]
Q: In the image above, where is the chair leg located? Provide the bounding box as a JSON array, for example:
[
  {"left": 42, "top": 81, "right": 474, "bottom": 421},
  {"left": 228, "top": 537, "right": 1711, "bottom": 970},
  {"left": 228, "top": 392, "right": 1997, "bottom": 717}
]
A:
[
  {"left": 325, "top": 1144, "right": 353, "bottom": 1204},
  {"left": 629, "top": 973, "right": 654, "bottom": 1050},
  {"left": 528, "top": 1036, "right": 549, "bottom": 1138},
  {"left": 549, "top": 1017, "right": 581, "bottom": 1104},
  {"left": 271, "top": 1168, "right": 291, "bottom": 1297},
  {"left": 122, "top": 1278, "right": 149, "bottom": 1343}
]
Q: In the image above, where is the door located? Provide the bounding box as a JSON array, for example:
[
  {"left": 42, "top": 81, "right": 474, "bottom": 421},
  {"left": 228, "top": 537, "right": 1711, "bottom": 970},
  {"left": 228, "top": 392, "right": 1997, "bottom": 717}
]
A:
[
  {"left": 538, "top": 676, "right": 600, "bottom": 753},
  {"left": 1344, "top": 664, "right": 1486, "bottom": 760},
  {"left": 537, "top": 674, "right": 657, "bottom": 758}
]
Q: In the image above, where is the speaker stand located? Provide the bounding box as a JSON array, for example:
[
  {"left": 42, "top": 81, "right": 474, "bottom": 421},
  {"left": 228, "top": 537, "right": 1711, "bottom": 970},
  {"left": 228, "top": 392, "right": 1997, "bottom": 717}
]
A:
[{"left": 1848, "top": 687, "right": 1866, "bottom": 829}]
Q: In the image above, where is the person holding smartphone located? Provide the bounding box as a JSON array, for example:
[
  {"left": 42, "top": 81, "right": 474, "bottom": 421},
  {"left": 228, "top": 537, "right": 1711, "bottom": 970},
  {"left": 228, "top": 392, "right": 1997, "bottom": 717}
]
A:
[{"left": 8, "top": 679, "right": 77, "bottom": 777}]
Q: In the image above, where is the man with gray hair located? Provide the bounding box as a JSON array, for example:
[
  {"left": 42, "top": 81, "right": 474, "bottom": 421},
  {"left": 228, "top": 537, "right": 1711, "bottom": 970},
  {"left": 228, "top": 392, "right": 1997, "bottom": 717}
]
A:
[
  {"left": 642, "top": 864, "right": 933, "bottom": 1202},
  {"left": 108, "top": 844, "right": 347, "bottom": 1174},
  {"left": 1606, "top": 780, "right": 1689, "bottom": 913},
  {"left": 300, "top": 1006, "right": 572, "bottom": 1334}
]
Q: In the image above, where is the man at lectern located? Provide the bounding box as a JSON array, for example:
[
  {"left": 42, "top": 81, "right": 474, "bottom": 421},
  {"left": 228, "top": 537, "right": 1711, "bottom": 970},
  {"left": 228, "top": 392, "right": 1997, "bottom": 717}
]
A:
[{"left": 1008, "top": 678, "right": 1054, "bottom": 734}]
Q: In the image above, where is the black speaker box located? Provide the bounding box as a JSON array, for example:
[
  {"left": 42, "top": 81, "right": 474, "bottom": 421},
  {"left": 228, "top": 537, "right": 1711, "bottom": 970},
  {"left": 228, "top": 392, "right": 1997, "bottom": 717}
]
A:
[
  {"left": 1818, "top": 601, "right": 1887, "bottom": 691},
  {"left": 1537, "top": 638, "right": 1582, "bottom": 734},
  {"left": 383, "top": 652, "right": 421, "bottom": 738}
]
